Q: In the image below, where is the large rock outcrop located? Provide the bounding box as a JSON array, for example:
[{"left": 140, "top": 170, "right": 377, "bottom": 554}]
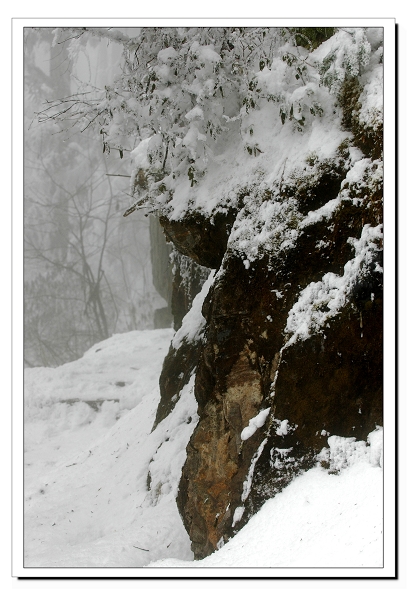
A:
[
  {"left": 148, "top": 28, "right": 384, "bottom": 559},
  {"left": 156, "top": 144, "right": 383, "bottom": 558},
  {"left": 152, "top": 151, "right": 382, "bottom": 557},
  {"left": 173, "top": 146, "right": 382, "bottom": 557}
]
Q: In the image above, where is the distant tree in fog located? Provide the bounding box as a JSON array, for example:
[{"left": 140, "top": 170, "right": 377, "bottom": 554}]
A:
[{"left": 24, "top": 28, "right": 162, "bottom": 367}]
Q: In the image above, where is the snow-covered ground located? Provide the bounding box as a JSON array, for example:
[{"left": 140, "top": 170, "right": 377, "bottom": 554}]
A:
[
  {"left": 24, "top": 327, "right": 383, "bottom": 569},
  {"left": 149, "top": 432, "right": 383, "bottom": 568},
  {"left": 24, "top": 328, "right": 196, "bottom": 567}
]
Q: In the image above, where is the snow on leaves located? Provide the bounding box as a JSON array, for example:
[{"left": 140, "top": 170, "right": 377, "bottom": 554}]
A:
[{"left": 44, "top": 27, "right": 381, "bottom": 222}]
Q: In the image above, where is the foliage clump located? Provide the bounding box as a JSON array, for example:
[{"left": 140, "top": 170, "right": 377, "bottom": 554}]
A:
[
  {"left": 37, "top": 27, "right": 382, "bottom": 219},
  {"left": 288, "top": 27, "right": 337, "bottom": 50}
]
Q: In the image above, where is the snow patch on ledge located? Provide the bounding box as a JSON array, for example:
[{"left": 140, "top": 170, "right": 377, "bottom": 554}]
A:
[
  {"left": 318, "top": 426, "right": 383, "bottom": 474},
  {"left": 240, "top": 407, "right": 271, "bottom": 441},
  {"left": 300, "top": 198, "right": 339, "bottom": 228}
]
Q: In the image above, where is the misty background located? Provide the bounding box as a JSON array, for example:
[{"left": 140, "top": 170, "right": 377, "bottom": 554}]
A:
[{"left": 24, "top": 28, "right": 173, "bottom": 368}]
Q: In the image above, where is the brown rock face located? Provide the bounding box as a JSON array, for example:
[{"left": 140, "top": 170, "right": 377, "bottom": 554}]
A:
[
  {"left": 155, "top": 140, "right": 383, "bottom": 559},
  {"left": 178, "top": 349, "right": 265, "bottom": 553},
  {"left": 247, "top": 295, "right": 382, "bottom": 520},
  {"left": 159, "top": 209, "right": 237, "bottom": 269},
  {"left": 179, "top": 250, "right": 382, "bottom": 558}
]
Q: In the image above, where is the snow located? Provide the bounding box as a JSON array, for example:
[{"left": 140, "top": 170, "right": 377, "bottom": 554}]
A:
[
  {"left": 300, "top": 198, "right": 339, "bottom": 228},
  {"left": 274, "top": 418, "right": 295, "bottom": 437},
  {"left": 322, "top": 435, "right": 376, "bottom": 473},
  {"left": 232, "top": 506, "right": 245, "bottom": 528},
  {"left": 196, "top": 45, "right": 221, "bottom": 65},
  {"left": 185, "top": 105, "right": 204, "bottom": 122},
  {"left": 130, "top": 137, "right": 152, "bottom": 170},
  {"left": 241, "top": 438, "right": 269, "bottom": 504},
  {"left": 344, "top": 157, "right": 372, "bottom": 185},
  {"left": 157, "top": 46, "right": 178, "bottom": 64},
  {"left": 240, "top": 407, "right": 270, "bottom": 441},
  {"left": 24, "top": 327, "right": 383, "bottom": 569},
  {"left": 25, "top": 329, "right": 173, "bottom": 421},
  {"left": 24, "top": 328, "right": 196, "bottom": 567}
]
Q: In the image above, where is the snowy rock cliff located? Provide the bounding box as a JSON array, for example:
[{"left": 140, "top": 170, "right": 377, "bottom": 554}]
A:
[
  {"left": 150, "top": 28, "right": 383, "bottom": 558},
  {"left": 23, "top": 25, "right": 386, "bottom": 570}
]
